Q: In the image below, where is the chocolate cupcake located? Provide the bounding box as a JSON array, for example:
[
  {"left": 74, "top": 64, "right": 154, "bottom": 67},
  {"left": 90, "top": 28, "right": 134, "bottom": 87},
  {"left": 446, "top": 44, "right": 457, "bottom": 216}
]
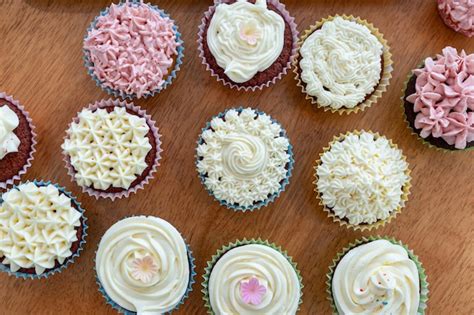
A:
[
  {"left": 403, "top": 46, "right": 473, "bottom": 151},
  {"left": 84, "top": 0, "right": 184, "bottom": 99},
  {"left": 198, "top": 0, "right": 298, "bottom": 91},
  {"left": 62, "top": 99, "right": 162, "bottom": 200},
  {"left": 0, "top": 181, "right": 87, "bottom": 279},
  {"left": 438, "top": 0, "right": 473, "bottom": 37},
  {"left": 294, "top": 15, "right": 393, "bottom": 114},
  {"left": 0, "top": 93, "right": 36, "bottom": 189}
]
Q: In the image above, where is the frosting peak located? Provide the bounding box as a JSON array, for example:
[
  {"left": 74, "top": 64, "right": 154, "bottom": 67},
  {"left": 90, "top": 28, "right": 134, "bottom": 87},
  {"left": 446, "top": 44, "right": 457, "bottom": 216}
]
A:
[
  {"left": 84, "top": 2, "right": 180, "bottom": 98},
  {"left": 207, "top": 0, "right": 285, "bottom": 83},
  {"left": 0, "top": 105, "right": 20, "bottom": 160},
  {"left": 438, "top": 0, "right": 474, "bottom": 37}
]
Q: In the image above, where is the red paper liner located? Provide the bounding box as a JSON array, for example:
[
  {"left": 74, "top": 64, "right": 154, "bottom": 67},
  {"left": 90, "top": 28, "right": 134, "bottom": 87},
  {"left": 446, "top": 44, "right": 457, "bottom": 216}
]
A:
[
  {"left": 62, "top": 99, "right": 162, "bottom": 200},
  {"left": 197, "top": 0, "right": 299, "bottom": 91},
  {"left": 0, "top": 93, "right": 37, "bottom": 189}
]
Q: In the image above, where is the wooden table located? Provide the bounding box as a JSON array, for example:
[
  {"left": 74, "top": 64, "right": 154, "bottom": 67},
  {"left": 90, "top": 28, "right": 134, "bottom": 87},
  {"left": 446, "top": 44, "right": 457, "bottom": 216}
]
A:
[{"left": 0, "top": 0, "right": 472, "bottom": 314}]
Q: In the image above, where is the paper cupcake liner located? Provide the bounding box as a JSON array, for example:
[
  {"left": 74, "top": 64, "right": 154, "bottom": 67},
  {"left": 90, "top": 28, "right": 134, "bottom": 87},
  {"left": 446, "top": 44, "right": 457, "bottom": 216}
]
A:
[
  {"left": 202, "top": 238, "right": 304, "bottom": 314},
  {"left": 196, "top": 107, "right": 294, "bottom": 212},
  {"left": 326, "top": 235, "right": 429, "bottom": 314},
  {"left": 197, "top": 0, "right": 299, "bottom": 91},
  {"left": 62, "top": 98, "right": 163, "bottom": 201},
  {"left": 0, "top": 93, "right": 37, "bottom": 189},
  {"left": 313, "top": 130, "right": 411, "bottom": 231},
  {"left": 95, "top": 215, "right": 196, "bottom": 314},
  {"left": 83, "top": 0, "right": 184, "bottom": 100},
  {"left": 401, "top": 63, "right": 474, "bottom": 153},
  {"left": 293, "top": 14, "right": 393, "bottom": 115},
  {"left": 0, "top": 180, "right": 88, "bottom": 279}
]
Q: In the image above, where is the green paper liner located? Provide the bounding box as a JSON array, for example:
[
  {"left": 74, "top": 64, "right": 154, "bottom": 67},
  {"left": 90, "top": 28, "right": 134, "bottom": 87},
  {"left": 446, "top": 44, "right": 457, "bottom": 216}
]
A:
[
  {"left": 293, "top": 14, "right": 393, "bottom": 115},
  {"left": 401, "top": 62, "right": 474, "bottom": 153},
  {"left": 314, "top": 130, "right": 411, "bottom": 231},
  {"left": 326, "top": 236, "right": 429, "bottom": 314},
  {"left": 202, "top": 238, "right": 304, "bottom": 314}
]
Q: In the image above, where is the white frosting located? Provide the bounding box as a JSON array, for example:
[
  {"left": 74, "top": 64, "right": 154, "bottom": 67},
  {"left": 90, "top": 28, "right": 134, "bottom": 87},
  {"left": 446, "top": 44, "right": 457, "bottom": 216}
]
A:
[
  {"left": 196, "top": 108, "right": 290, "bottom": 208},
  {"left": 0, "top": 183, "right": 82, "bottom": 275},
  {"left": 96, "top": 216, "right": 190, "bottom": 314},
  {"left": 0, "top": 105, "right": 21, "bottom": 159},
  {"left": 209, "top": 244, "right": 300, "bottom": 314},
  {"left": 332, "top": 240, "right": 420, "bottom": 315},
  {"left": 62, "top": 107, "right": 152, "bottom": 190},
  {"left": 207, "top": 0, "right": 285, "bottom": 83},
  {"left": 316, "top": 132, "right": 409, "bottom": 225},
  {"left": 300, "top": 17, "right": 383, "bottom": 109}
]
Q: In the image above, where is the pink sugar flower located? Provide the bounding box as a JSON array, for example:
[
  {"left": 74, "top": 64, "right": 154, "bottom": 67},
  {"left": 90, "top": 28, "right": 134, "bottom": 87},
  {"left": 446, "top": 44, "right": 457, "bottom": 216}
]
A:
[
  {"left": 240, "top": 277, "right": 267, "bottom": 305},
  {"left": 239, "top": 21, "right": 262, "bottom": 46},
  {"left": 131, "top": 255, "right": 159, "bottom": 283}
]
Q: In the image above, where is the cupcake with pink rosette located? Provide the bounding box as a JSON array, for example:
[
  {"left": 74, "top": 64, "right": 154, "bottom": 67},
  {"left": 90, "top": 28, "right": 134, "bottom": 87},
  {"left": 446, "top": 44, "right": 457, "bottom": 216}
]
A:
[
  {"left": 198, "top": 0, "right": 298, "bottom": 91},
  {"left": 62, "top": 99, "right": 162, "bottom": 200},
  {"left": 404, "top": 46, "right": 473, "bottom": 150},
  {"left": 83, "top": 0, "right": 183, "bottom": 99},
  {"left": 438, "top": 0, "right": 473, "bottom": 37}
]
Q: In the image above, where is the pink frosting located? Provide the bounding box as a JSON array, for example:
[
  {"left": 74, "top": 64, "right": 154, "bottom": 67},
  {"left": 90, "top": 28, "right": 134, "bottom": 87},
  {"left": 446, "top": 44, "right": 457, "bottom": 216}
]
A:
[
  {"left": 438, "top": 0, "right": 474, "bottom": 37},
  {"left": 84, "top": 1, "right": 179, "bottom": 98},
  {"left": 407, "top": 47, "right": 474, "bottom": 149}
]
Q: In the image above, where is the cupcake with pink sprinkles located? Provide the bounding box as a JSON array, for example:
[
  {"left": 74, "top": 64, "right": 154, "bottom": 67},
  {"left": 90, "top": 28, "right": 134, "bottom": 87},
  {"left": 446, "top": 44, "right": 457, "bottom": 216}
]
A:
[
  {"left": 404, "top": 46, "right": 474, "bottom": 150},
  {"left": 83, "top": 0, "right": 183, "bottom": 99}
]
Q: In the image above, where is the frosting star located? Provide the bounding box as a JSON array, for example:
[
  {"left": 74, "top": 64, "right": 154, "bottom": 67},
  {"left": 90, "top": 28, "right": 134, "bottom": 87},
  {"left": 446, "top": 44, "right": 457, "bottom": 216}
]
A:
[
  {"left": 240, "top": 277, "right": 267, "bottom": 305},
  {"left": 131, "top": 255, "right": 159, "bottom": 283}
]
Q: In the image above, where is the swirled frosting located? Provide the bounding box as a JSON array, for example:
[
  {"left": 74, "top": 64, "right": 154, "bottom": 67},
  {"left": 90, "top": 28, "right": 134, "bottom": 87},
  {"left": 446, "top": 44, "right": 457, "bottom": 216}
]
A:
[
  {"left": 332, "top": 240, "right": 420, "bottom": 315},
  {"left": 0, "top": 183, "right": 82, "bottom": 275},
  {"left": 406, "top": 46, "right": 474, "bottom": 149},
  {"left": 96, "top": 216, "right": 190, "bottom": 314},
  {"left": 0, "top": 105, "right": 20, "bottom": 160},
  {"left": 62, "top": 106, "right": 152, "bottom": 190},
  {"left": 316, "top": 132, "right": 409, "bottom": 225},
  {"left": 438, "top": 0, "right": 473, "bottom": 37},
  {"left": 300, "top": 17, "right": 383, "bottom": 109},
  {"left": 208, "top": 244, "right": 300, "bottom": 314},
  {"left": 207, "top": 0, "right": 285, "bottom": 83},
  {"left": 84, "top": 2, "right": 180, "bottom": 98},
  {"left": 196, "top": 108, "right": 290, "bottom": 208}
]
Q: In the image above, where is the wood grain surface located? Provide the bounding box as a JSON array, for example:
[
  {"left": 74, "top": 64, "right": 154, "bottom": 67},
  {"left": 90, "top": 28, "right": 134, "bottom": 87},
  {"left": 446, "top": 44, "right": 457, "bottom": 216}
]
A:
[{"left": 0, "top": 0, "right": 473, "bottom": 314}]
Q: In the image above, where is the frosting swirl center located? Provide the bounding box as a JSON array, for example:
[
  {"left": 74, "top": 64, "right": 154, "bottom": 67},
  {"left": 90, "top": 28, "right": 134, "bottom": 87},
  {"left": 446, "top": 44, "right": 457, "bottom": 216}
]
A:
[{"left": 0, "top": 105, "right": 20, "bottom": 160}]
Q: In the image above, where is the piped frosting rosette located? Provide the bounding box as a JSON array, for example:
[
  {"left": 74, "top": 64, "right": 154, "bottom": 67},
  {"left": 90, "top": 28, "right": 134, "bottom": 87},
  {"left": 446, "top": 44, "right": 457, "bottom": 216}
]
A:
[
  {"left": 438, "top": 0, "right": 473, "bottom": 37},
  {"left": 62, "top": 98, "right": 162, "bottom": 200},
  {"left": 0, "top": 93, "right": 37, "bottom": 189},
  {"left": 198, "top": 0, "right": 299, "bottom": 91},
  {"left": 293, "top": 15, "right": 393, "bottom": 114},
  {"left": 326, "top": 236, "right": 429, "bottom": 314},
  {"left": 402, "top": 46, "right": 474, "bottom": 151},
  {"left": 0, "top": 180, "right": 88, "bottom": 279},
  {"left": 83, "top": 0, "right": 184, "bottom": 99},
  {"left": 202, "top": 239, "right": 303, "bottom": 314},
  {"left": 314, "top": 130, "right": 411, "bottom": 231},
  {"left": 196, "top": 107, "right": 294, "bottom": 211},
  {"left": 95, "top": 216, "right": 195, "bottom": 314}
]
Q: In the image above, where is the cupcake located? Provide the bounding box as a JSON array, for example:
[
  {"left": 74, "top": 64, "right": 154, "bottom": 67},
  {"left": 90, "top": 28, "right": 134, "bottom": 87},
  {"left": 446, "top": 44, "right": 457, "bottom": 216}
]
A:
[
  {"left": 83, "top": 0, "right": 184, "bottom": 99},
  {"left": 0, "top": 181, "right": 87, "bottom": 279},
  {"left": 196, "top": 107, "right": 294, "bottom": 211},
  {"left": 327, "top": 237, "right": 429, "bottom": 314},
  {"left": 404, "top": 46, "right": 473, "bottom": 151},
  {"left": 315, "top": 131, "right": 411, "bottom": 231},
  {"left": 294, "top": 15, "right": 393, "bottom": 114},
  {"left": 0, "top": 93, "right": 36, "bottom": 189},
  {"left": 198, "top": 0, "right": 298, "bottom": 91},
  {"left": 95, "top": 216, "right": 195, "bottom": 314},
  {"left": 438, "top": 0, "right": 473, "bottom": 37},
  {"left": 62, "top": 99, "right": 162, "bottom": 200},
  {"left": 202, "top": 239, "right": 303, "bottom": 314}
]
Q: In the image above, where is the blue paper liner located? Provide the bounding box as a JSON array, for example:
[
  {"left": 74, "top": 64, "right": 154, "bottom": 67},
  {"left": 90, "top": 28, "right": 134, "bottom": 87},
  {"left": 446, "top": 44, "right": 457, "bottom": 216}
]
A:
[
  {"left": 0, "top": 180, "right": 88, "bottom": 280},
  {"left": 83, "top": 0, "right": 184, "bottom": 100},
  {"left": 95, "top": 216, "right": 196, "bottom": 314},
  {"left": 196, "top": 107, "right": 295, "bottom": 212}
]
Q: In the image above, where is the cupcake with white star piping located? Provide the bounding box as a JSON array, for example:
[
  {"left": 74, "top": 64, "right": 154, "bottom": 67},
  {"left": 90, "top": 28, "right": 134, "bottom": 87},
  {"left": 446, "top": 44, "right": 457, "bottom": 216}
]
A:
[
  {"left": 62, "top": 99, "right": 162, "bottom": 200},
  {"left": 95, "top": 215, "right": 195, "bottom": 314},
  {"left": 314, "top": 130, "right": 411, "bottom": 231},
  {"left": 196, "top": 107, "right": 294, "bottom": 211}
]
